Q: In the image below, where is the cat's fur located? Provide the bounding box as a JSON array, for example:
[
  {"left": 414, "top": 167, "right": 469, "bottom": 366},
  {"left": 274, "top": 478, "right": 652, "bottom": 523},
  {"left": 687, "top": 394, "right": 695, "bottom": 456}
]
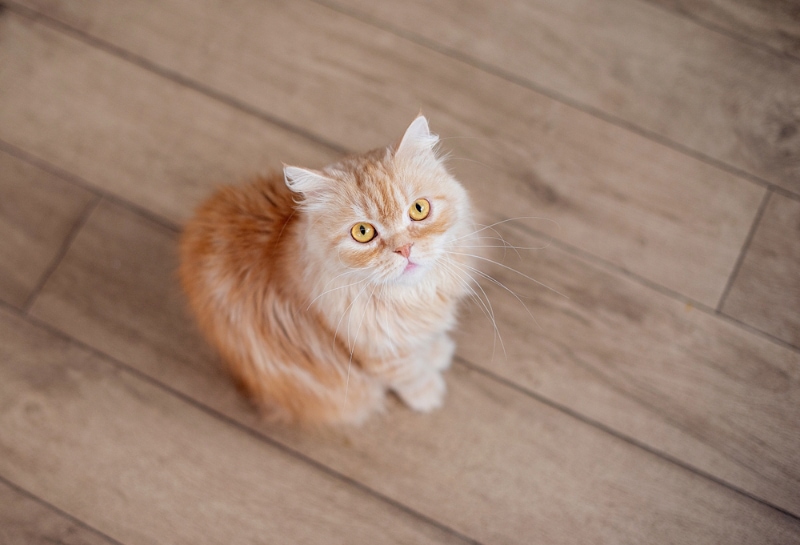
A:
[{"left": 179, "top": 116, "right": 475, "bottom": 424}]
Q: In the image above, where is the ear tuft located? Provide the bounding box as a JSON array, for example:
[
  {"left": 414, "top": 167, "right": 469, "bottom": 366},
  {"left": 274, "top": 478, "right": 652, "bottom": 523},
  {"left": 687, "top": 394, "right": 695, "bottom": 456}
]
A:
[
  {"left": 395, "top": 115, "right": 439, "bottom": 160},
  {"left": 283, "top": 165, "right": 329, "bottom": 194}
]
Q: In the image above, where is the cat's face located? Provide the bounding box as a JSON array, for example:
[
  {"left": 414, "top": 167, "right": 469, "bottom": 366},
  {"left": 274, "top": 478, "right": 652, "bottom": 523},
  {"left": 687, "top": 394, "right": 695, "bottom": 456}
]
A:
[{"left": 285, "top": 116, "right": 472, "bottom": 287}]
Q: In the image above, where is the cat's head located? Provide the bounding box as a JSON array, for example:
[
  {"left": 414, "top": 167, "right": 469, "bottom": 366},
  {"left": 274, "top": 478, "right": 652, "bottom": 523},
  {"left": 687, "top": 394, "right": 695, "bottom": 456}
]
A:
[{"left": 284, "top": 116, "right": 472, "bottom": 287}]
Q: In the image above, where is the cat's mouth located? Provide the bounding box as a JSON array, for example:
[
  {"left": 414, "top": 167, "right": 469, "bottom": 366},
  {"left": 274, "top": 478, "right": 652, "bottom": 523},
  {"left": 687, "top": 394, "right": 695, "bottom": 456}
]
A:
[{"left": 393, "top": 259, "right": 423, "bottom": 282}]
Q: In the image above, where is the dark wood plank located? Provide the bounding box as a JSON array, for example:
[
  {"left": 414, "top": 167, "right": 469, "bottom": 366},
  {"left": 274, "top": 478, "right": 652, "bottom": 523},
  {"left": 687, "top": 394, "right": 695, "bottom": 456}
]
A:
[
  {"left": 0, "top": 150, "right": 94, "bottom": 308},
  {"left": 652, "top": 0, "right": 800, "bottom": 59},
  {"left": 0, "top": 308, "right": 468, "bottom": 545},
  {"left": 722, "top": 192, "right": 800, "bottom": 346},
  {"left": 0, "top": 10, "right": 339, "bottom": 224},
  {"left": 0, "top": 480, "right": 116, "bottom": 545},
  {"left": 27, "top": 199, "right": 800, "bottom": 541},
  {"left": 1, "top": 3, "right": 764, "bottom": 306},
  {"left": 323, "top": 0, "right": 800, "bottom": 195}
]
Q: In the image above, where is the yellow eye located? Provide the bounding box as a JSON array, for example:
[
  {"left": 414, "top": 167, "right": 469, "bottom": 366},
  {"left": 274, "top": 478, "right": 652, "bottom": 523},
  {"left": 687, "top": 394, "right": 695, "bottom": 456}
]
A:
[
  {"left": 350, "top": 222, "right": 376, "bottom": 243},
  {"left": 409, "top": 198, "right": 430, "bottom": 221}
]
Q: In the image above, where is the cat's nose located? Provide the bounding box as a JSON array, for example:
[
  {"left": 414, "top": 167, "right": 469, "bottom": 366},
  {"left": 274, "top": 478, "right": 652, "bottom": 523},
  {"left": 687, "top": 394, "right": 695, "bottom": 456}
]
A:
[{"left": 394, "top": 243, "right": 413, "bottom": 259}]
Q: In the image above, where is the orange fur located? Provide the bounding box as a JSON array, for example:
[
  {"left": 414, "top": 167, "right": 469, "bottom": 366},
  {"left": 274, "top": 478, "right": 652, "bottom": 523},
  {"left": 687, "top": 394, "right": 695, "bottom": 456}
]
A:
[{"left": 179, "top": 117, "right": 475, "bottom": 424}]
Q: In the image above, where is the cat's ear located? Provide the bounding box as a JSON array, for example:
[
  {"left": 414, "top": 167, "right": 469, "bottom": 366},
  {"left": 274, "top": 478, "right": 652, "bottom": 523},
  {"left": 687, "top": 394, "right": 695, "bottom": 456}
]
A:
[
  {"left": 395, "top": 115, "right": 439, "bottom": 161},
  {"left": 283, "top": 165, "right": 329, "bottom": 195}
]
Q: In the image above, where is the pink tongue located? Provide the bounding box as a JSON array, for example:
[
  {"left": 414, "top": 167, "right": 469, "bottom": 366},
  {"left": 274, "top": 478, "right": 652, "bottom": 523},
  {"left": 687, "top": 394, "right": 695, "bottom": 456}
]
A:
[{"left": 404, "top": 262, "right": 417, "bottom": 273}]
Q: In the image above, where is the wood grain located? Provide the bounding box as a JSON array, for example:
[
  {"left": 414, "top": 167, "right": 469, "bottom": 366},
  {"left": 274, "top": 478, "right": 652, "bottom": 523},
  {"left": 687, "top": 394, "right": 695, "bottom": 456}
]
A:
[
  {"left": 453, "top": 222, "right": 800, "bottom": 515},
  {"left": 0, "top": 308, "right": 467, "bottom": 545},
  {"left": 326, "top": 0, "right": 800, "bottom": 195},
  {"left": 0, "top": 480, "right": 115, "bottom": 545},
  {"left": 1, "top": 3, "right": 765, "bottom": 306},
  {"left": 0, "top": 150, "right": 94, "bottom": 308},
  {"left": 722, "top": 192, "right": 800, "bottom": 346},
  {"left": 0, "top": 11, "right": 339, "bottom": 224},
  {"left": 27, "top": 199, "right": 800, "bottom": 541},
  {"left": 652, "top": 0, "right": 800, "bottom": 58}
]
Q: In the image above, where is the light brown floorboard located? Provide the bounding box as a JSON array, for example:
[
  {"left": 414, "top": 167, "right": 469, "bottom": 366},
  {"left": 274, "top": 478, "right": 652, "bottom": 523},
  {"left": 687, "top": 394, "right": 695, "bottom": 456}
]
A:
[
  {"left": 0, "top": 11, "right": 339, "bottom": 224},
  {"left": 26, "top": 198, "right": 800, "bottom": 538},
  {"left": 2, "top": 3, "right": 764, "bottom": 307},
  {"left": 651, "top": 0, "right": 800, "bottom": 58},
  {"left": 0, "top": 308, "right": 468, "bottom": 545},
  {"left": 0, "top": 480, "right": 117, "bottom": 545},
  {"left": 454, "top": 222, "right": 800, "bottom": 514},
  {"left": 324, "top": 0, "right": 800, "bottom": 195},
  {"left": 722, "top": 192, "right": 800, "bottom": 347},
  {"left": 0, "top": 150, "right": 94, "bottom": 309}
]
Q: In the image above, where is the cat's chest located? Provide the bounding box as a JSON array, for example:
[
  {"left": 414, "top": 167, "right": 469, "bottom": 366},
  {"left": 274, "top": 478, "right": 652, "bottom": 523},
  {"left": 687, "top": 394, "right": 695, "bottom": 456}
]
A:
[{"left": 328, "top": 289, "right": 456, "bottom": 357}]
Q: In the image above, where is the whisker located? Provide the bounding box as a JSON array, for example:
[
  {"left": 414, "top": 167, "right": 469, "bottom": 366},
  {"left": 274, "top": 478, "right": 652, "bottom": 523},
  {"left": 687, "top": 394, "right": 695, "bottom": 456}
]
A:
[
  {"left": 446, "top": 251, "right": 570, "bottom": 300},
  {"left": 457, "top": 244, "right": 552, "bottom": 251},
  {"left": 447, "top": 156, "right": 498, "bottom": 171},
  {"left": 442, "top": 258, "right": 506, "bottom": 361},
  {"left": 453, "top": 232, "right": 552, "bottom": 253},
  {"left": 449, "top": 216, "right": 562, "bottom": 244},
  {"left": 343, "top": 281, "right": 378, "bottom": 409},
  {"left": 459, "top": 262, "right": 542, "bottom": 330},
  {"left": 481, "top": 223, "right": 518, "bottom": 261},
  {"left": 307, "top": 274, "right": 367, "bottom": 310},
  {"left": 333, "top": 279, "right": 371, "bottom": 350}
]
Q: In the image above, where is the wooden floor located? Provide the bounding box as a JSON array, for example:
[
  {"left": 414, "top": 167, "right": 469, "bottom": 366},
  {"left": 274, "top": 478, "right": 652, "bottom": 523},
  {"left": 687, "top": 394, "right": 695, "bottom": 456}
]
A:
[{"left": 1, "top": 0, "right": 799, "bottom": 543}]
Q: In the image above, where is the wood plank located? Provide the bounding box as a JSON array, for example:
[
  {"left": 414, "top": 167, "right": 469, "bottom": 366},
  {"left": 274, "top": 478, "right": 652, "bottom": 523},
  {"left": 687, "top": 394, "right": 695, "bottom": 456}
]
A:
[
  {"left": 0, "top": 11, "right": 339, "bottom": 224},
  {"left": 652, "top": 0, "right": 800, "bottom": 59},
  {"left": 722, "top": 192, "right": 800, "bottom": 346},
  {"left": 0, "top": 308, "right": 467, "bottom": 545},
  {"left": 1, "top": 4, "right": 764, "bottom": 307},
  {"left": 27, "top": 199, "right": 800, "bottom": 541},
  {"left": 0, "top": 480, "right": 116, "bottom": 545},
  {"left": 0, "top": 150, "right": 94, "bottom": 308},
  {"left": 452, "top": 221, "right": 800, "bottom": 515},
  {"left": 321, "top": 0, "right": 800, "bottom": 195}
]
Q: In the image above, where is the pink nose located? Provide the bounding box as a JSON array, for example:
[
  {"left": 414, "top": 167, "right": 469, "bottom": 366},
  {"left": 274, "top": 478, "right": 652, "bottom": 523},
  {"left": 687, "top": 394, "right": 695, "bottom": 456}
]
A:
[{"left": 394, "top": 243, "right": 413, "bottom": 259}]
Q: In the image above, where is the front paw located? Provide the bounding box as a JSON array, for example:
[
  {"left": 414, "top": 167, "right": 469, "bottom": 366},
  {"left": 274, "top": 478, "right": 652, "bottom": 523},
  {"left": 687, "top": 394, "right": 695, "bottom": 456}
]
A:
[
  {"left": 394, "top": 371, "right": 446, "bottom": 413},
  {"left": 430, "top": 335, "right": 456, "bottom": 371}
]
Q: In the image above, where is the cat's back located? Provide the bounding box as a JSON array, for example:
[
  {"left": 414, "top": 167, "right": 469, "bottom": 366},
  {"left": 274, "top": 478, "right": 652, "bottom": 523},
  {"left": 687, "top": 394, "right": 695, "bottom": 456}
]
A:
[{"left": 179, "top": 172, "right": 297, "bottom": 304}]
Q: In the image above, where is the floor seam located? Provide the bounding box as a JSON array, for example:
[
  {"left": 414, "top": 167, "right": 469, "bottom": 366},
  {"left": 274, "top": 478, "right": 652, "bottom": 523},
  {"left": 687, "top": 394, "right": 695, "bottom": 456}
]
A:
[
  {"left": 0, "top": 473, "right": 129, "bottom": 545},
  {"left": 4, "top": 298, "right": 798, "bottom": 526},
  {"left": 307, "top": 0, "right": 800, "bottom": 203},
  {"left": 4, "top": 1, "right": 350, "bottom": 158},
  {"left": 22, "top": 195, "right": 101, "bottom": 313},
  {"left": 3, "top": 136, "right": 798, "bottom": 357},
  {"left": 0, "top": 139, "right": 181, "bottom": 232},
  {"left": 504, "top": 216, "right": 800, "bottom": 355},
  {"left": 7, "top": 0, "right": 800, "bottom": 208},
  {"left": 1, "top": 301, "right": 483, "bottom": 545},
  {"left": 716, "top": 189, "right": 772, "bottom": 312},
  {"left": 455, "top": 357, "right": 800, "bottom": 522},
  {"left": 636, "top": 0, "right": 800, "bottom": 65}
]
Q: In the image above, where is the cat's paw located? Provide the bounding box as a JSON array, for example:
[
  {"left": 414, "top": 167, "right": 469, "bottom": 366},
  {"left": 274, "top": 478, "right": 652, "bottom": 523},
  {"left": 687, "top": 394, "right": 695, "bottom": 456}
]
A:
[
  {"left": 430, "top": 334, "right": 456, "bottom": 371},
  {"left": 394, "top": 371, "right": 446, "bottom": 413}
]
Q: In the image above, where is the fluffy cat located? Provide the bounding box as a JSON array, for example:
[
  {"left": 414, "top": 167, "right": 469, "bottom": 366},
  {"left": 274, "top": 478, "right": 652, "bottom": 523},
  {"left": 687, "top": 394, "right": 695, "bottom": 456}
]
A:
[{"left": 179, "top": 116, "right": 475, "bottom": 424}]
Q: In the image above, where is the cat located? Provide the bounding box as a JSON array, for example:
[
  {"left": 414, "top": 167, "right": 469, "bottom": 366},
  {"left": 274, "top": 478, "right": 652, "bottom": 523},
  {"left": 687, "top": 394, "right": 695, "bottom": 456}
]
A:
[{"left": 179, "top": 116, "right": 476, "bottom": 425}]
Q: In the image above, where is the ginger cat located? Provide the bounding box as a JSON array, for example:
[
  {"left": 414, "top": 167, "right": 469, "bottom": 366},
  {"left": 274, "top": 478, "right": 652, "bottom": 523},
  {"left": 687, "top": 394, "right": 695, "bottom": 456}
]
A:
[{"left": 179, "top": 116, "right": 475, "bottom": 424}]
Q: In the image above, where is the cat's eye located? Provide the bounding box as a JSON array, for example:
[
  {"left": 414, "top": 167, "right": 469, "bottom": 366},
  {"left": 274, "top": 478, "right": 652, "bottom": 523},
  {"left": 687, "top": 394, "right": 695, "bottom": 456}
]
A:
[
  {"left": 409, "top": 198, "right": 431, "bottom": 221},
  {"left": 351, "top": 222, "right": 376, "bottom": 243}
]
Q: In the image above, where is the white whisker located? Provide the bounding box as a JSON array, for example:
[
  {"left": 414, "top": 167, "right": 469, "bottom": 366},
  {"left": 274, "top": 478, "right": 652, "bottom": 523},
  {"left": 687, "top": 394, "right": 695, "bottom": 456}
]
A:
[
  {"left": 343, "top": 281, "right": 378, "bottom": 409},
  {"left": 449, "top": 216, "right": 562, "bottom": 244},
  {"left": 457, "top": 244, "right": 551, "bottom": 250},
  {"left": 307, "top": 274, "right": 367, "bottom": 310},
  {"left": 441, "top": 258, "right": 506, "bottom": 361},
  {"left": 333, "top": 278, "right": 372, "bottom": 350},
  {"left": 446, "top": 251, "right": 569, "bottom": 300},
  {"left": 459, "top": 262, "right": 542, "bottom": 331}
]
